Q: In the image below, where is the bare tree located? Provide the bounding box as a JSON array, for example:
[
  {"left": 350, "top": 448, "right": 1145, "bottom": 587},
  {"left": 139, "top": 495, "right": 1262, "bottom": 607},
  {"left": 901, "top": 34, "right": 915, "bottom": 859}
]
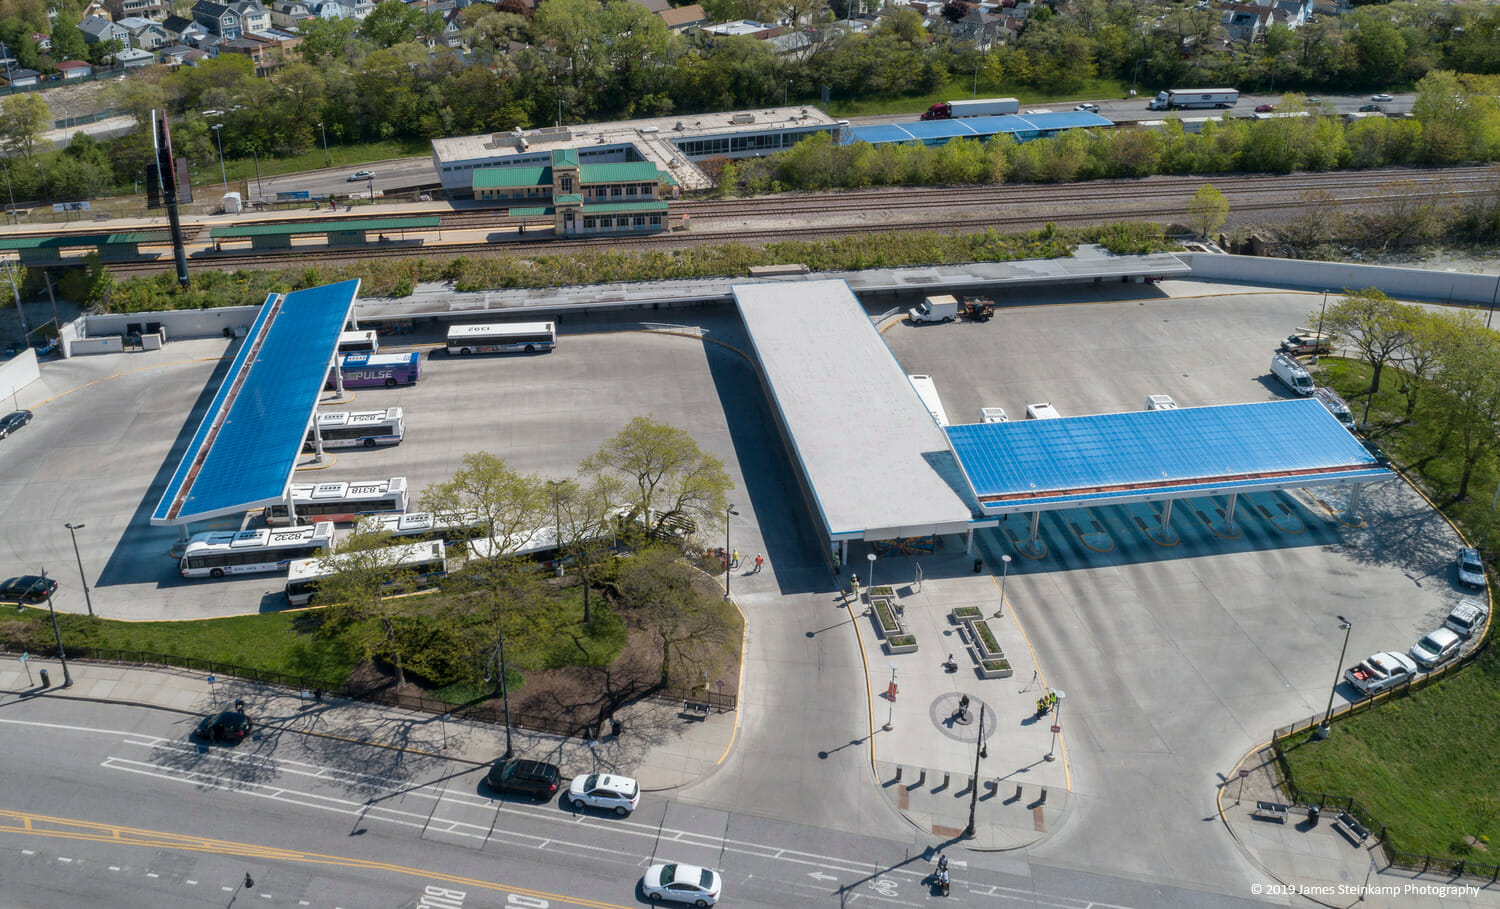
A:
[
  {"left": 581, "top": 416, "right": 732, "bottom": 544},
  {"left": 615, "top": 544, "right": 736, "bottom": 687},
  {"left": 421, "top": 452, "right": 547, "bottom": 554}
]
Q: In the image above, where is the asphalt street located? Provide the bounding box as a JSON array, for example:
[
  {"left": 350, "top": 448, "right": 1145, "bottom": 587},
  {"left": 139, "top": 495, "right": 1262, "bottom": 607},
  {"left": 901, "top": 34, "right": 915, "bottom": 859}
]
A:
[{"left": 0, "top": 695, "right": 1275, "bottom": 908}]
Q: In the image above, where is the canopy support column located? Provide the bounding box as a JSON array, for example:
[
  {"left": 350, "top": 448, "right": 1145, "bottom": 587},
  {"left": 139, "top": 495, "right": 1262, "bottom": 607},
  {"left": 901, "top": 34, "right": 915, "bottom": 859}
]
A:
[{"left": 1341, "top": 482, "right": 1367, "bottom": 526}]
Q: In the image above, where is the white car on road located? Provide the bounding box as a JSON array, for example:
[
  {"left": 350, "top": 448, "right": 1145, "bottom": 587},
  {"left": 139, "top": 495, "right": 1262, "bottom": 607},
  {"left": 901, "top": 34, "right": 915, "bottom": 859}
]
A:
[
  {"left": 565, "top": 772, "right": 640, "bottom": 816},
  {"left": 643, "top": 863, "right": 722, "bottom": 906},
  {"left": 1409, "top": 627, "right": 1461, "bottom": 669}
]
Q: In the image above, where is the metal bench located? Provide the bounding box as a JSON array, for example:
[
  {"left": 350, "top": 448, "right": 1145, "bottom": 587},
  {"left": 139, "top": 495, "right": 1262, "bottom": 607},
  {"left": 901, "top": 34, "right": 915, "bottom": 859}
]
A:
[
  {"left": 1333, "top": 810, "right": 1370, "bottom": 845},
  {"left": 680, "top": 700, "right": 711, "bottom": 721},
  {"left": 1252, "top": 801, "right": 1290, "bottom": 824}
]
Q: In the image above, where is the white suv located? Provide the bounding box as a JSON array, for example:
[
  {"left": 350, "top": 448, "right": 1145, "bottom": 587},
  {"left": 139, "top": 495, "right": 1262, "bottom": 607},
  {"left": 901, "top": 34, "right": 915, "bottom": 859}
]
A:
[{"left": 566, "top": 773, "right": 641, "bottom": 816}]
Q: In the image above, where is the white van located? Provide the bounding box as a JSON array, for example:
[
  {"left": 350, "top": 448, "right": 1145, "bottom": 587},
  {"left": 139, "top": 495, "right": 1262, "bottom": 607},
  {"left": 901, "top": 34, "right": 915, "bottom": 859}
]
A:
[
  {"left": 979, "top": 407, "right": 1009, "bottom": 423},
  {"left": 1314, "top": 387, "right": 1355, "bottom": 430},
  {"left": 1025, "top": 402, "right": 1062, "bottom": 420},
  {"left": 1271, "top": 353, "right": 1314, "bottom": 396}
]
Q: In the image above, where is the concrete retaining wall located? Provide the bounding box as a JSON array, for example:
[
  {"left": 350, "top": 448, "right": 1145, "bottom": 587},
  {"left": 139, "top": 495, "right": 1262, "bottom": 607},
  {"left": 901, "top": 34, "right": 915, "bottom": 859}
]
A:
[
  {"left": 0, "top": 348, "right": 39, "bottom": 403},
  {"left": 83, "top": 305, "right": 260, "bottom": 341},
  {"left": 70, "top": 336, "right": 124, "bottom": 355},
  {"left": 1184, "top": 253, "right": 1500, "bottom": 306}
]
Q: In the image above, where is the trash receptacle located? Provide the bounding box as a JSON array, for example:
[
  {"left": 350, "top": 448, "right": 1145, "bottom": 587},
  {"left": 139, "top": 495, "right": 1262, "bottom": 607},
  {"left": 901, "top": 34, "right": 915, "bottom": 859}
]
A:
[
  {"left": 39, "top": 668, "right": 50, "bottom": 688},
  {"left": 1307, "top": 804, "right": 1321, "bottom": 825}
]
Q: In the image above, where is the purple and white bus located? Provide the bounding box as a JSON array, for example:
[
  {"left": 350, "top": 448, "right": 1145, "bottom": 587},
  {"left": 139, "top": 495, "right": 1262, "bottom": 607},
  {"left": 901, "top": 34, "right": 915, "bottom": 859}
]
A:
[{"left": 328, "top": 352, "right": 421, "bottom": 389}]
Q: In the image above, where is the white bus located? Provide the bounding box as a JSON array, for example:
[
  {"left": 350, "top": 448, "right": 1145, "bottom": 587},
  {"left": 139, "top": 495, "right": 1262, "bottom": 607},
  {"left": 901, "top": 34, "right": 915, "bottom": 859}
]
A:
[
  {"left": 907, "top": 375, "right": 950, "bottom": 427},
  {"left": 305, "top": 408, "right": 405, "bottom": 451},
  {"left": 356, "top": 511, "right": 490, "bottom": 547},
  {"left": 264, "top": 477, "right": 408, "bottom": 525},
  {"left": 337, "top": 330, "right": 379, "bottom": 354},
  {"left": 179, "top": 522, "right": 335, "bottom": 578},
  {"left": 446, "top": 322, "right": 557, "bottom": 356},
  {"left": 466, "top": 507, "right": 632, "bottom": 565},
  {"left": 285, "top": 539, "right": 448, "bottom": 606}
]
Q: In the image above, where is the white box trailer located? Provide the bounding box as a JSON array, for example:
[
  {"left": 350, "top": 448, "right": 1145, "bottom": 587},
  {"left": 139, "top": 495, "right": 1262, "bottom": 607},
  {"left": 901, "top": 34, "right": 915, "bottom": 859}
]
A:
[
  {"left": 946, "top": 97, "right": 1020, "bottom": 118},
  {"left": 1147, "top": 88, "right": 1238, "bottom": 111},
  {"left": 908, "top": 295, "right": 959, "bottom": 324}
]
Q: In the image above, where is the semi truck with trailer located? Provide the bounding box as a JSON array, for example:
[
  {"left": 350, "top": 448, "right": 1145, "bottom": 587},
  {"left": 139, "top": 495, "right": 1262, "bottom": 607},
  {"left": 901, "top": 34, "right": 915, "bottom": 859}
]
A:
[
  {"left": 1146, "top": 89, "right": 1239, "bottom": 111},
  {"left": 920, "top": 98, "right": 1021, "bottom": 120}
]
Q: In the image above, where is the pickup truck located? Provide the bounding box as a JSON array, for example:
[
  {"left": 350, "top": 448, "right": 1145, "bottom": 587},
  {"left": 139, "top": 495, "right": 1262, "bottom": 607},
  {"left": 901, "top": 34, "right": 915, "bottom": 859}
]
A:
[{"left": 1344, "top": 652, "right": 1418, "bottom": 694}]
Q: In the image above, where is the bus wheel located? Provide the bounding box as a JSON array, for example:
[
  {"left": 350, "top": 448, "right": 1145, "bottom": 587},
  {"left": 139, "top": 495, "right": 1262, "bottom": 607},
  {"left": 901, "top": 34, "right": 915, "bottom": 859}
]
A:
[
  {"left": 525, "top": 345, "right": 535, "bottom": 352},
  {"left": 363, "top": 438, "right": 377, "bottom": 448},
  {"left": 385, "top": 378, "right": 397, "bottom": 387},
  {"left": 211, "top": 568, "right": 225, "bottom": 578},
  {"left": 459, "top": 348, "right": 472, "bottom": 356}
]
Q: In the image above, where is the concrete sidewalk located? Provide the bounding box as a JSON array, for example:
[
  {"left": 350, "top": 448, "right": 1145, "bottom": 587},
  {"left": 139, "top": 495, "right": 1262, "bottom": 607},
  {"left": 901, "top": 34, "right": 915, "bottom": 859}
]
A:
[
  {"left": 1220, "top": 745, "right": 1500, "bottom": 907},
  {"left": 847, "top": 545, "right": 1071, "bottom": 851},
  {"left": 0, "top": 654, "right": 736, "bottom": 793}
]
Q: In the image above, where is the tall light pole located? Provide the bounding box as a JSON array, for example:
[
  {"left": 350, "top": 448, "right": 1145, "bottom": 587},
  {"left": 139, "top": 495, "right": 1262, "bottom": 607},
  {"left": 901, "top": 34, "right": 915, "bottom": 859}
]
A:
[
  {"left": 1314, "top": 288, "right": 1330, "bottom": 365},
  {"left": 866, "top": 552, "right": 876, "bottom": 598},
  {"left": 784, "top": 80, "right": 791, "bottom": 106},
  {"left": 488, "top": 635, "right": 513, "bottom": 758},
  {"left": 1131, "top": 58, "right": 1147, "bottom": 97},
  {"left": 996, "top": 553, "right": 1012, "bottom": 617},
  {"left": 64, "top": 522, "right": 93, "bottom": 618},
  {"left": 723, "top": 503, "right": 738, "bottom": 600},
  {"left": 556, "top": 99, "right": 565, "bottom": 130},
  {"left": 41, "top": 572, "right": 72, "bottom": 688},
  {"left": 318, "top": 121, "right": 330, "bottom": 168},
  {"left": 0, "top": 157, "right": 15, "bottom": 224},
  {"left": 884, "top": 663, "right": 897, "bottom": 730},
  {"left": 250, "top": 147, "right": 263, "bottom": 201},
  {"left": 963, "top": 701, "right": 985, "bottom": 838},
  {"left": 211, "top": 123, "right": 227, "bottom": 193},
  {"left": 1314, "top": 616, "right": 1353, "bottom": 740},
  {"left": 1487, "top": 273, "right": 1499, "bottom": 330},
  {"left": 1046, "top": 689, "right": 1066, "bottom": 760},
  {"left": 547, "top": 480, "right": 566, "bottom": 577}
]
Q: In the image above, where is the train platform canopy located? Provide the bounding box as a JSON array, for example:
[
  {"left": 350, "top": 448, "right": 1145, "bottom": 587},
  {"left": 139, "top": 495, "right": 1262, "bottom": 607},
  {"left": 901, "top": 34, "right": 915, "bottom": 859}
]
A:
[
  {"left": 209, "top": 217, "right": 440, "bottom": 239},
  {"left": 151, "top": 279, "right": 361, "bottom": 527},
  {"left": 846, "top": 110, "right": 1111, "bottom": 146},
  {"left": 733, "top": 279, "right": 980, "bottom": 543},
  {"left": 945, "top": 400, "right": 1391, "bottom": 515}
]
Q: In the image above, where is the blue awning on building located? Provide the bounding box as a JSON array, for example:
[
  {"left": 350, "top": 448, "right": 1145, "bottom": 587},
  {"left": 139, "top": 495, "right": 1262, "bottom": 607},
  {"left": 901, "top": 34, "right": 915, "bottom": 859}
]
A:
[{"left": 150, "top": 279, "right": 361, "bottom": 525}]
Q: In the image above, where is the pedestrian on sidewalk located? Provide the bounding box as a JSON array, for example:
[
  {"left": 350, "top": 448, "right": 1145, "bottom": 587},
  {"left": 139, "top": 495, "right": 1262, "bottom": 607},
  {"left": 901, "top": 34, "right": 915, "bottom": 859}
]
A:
[{"left": 754, "top": 554, "right": 764, "bottom": 573}]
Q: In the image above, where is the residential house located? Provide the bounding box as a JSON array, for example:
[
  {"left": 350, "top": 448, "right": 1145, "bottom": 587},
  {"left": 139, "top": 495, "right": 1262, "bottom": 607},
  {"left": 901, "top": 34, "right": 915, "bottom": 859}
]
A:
[
  {"left": 162, "top": 14, "right": 211, "bottom": 45},
  {"left": 104, "top": 0, "right": 167, "bottom": 20},
  {"left": 1, "top": 67, "right": 41, "bottom": 86},
  {"left": 191, "top": 0, "right": 271, "bottom": 39},
  {"left": 79, "top": 15, "right": 132, "bottom": 46},
  {"left": 119, "top": 15, "right": 171, "bottom": 48},
  {"left": 80, "top": 0, "right": 111, "bottom": 20},
  {"left": 309, "top": 0, "right": 372, "bottom": 19},
  {"left": 115, "top": 44, "right": 155, "bottom": 65},
  {"left": 219, "top": 29, "right": 299, "bottom": 73},
  {"left": 947, "top": 6, "right": 1008, "bottom": 50},
  {"left": 629, "top": 0, "right": 669, "bottom": 13},
  {"left": 698, "top": 20, "right": 780, "bottom": 39},
  {"left": 270, "top": 0, "right": 315, "bottom": 28},
  {"left": 766, "top": 29, "right": 811, "bottom": 57},
  {"left": 32, "top": 33, "right": 51, "bottom": 53},
  {"left": 157, "top": 42, "right": 195, "bottom": 63},
  {"left": 658, "top": 3, "right": 706, "bottom": 33},
  {"left": 1220, "top": 2, "right": 1271, "bottom": 42},
  {"left": 56, "top": 59, "right": 94, "bottom": 78}
]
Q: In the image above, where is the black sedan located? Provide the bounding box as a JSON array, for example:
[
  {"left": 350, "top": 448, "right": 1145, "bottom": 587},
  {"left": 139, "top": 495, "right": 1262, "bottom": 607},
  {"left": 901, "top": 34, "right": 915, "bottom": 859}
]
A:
[
  {"left": 485, "top": 758, "right": 561, "bottom": 800},
  {"left": 0, "top": 410, "right": 32, "bottom": 439},
  {"left": 195, "top": 711, "right": 253, "bottom": 743},
  {"left": 0, "top": 575, "right": 58, "bottom": 603}
]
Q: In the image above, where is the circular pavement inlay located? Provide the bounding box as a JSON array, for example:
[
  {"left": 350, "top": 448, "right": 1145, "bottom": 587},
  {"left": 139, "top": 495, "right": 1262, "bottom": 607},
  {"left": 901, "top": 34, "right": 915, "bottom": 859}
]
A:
[{"left": 929, "top": 693, "right": 996, "bottom": 744}]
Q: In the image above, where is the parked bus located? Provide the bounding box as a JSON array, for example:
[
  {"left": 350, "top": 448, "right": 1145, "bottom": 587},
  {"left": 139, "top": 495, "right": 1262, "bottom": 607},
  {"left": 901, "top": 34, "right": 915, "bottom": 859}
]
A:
[
  {"left": 179, "top": 522, "right": 335, "bottom": 578},
  {"left": 337, "top": 330, "right": 379, "bottom": 354},
  {"left": 466, "top": 507, "right": 632, "bottom": 566},
  {"left": 304, "top": 407, "right": 405, "bottom": 451},
  {"left": 264, "top": 477, "right": 408, "bottom": 525},
  {"left": 285, "top": 539, "right": 448, "bottom": 606},
  {"left": 446, "top": 322, "right": 557, "bottom": 356},
  {"left": 907, "top": 375, "right": 949, "bottom": 427},
  {"left": 328, "top": 352, "right": 421, "bottom": 389},
  {"left": 356, "top": 511, "right": 490, "bottom": 548}
]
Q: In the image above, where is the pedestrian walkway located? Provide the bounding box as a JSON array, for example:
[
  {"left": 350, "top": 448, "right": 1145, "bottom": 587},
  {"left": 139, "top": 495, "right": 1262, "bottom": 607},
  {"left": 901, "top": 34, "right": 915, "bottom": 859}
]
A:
[
  {"left": 846, "top": 544, "right": 1071, "bottom": 851},
  {"left": 1220, "top": 745, "right": 1500, "bottom": 907},
  {"left": 0, "top": 655, "right": 736, "bottom": 793}
]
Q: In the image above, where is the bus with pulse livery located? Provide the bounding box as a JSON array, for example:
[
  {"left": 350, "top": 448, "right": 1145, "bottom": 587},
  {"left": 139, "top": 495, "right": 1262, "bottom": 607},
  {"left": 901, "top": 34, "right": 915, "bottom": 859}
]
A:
[
  {"left": 284, "top": 539, "right": 448, "bottom": 606},
  {"left": 304, "top": 408, "right": 405, "bottom": 451},
  {"left": 328, "top": 352, "right": 421, "bottom": 389},
  {"left": 446, "top": 322, "right": 556, "bottom": 356},
  {"left": 264, "top": 477, "right": 408, "bottom": 525},
  {"left": 179, "top": 522, "right": 335, "bottom": 578}
]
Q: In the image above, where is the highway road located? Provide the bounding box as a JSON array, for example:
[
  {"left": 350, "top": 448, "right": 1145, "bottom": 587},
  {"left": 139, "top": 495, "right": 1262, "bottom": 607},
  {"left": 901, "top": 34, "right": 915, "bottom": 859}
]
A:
[{"left": 0, "top": 696, "right": 1273, "bottom": 908}]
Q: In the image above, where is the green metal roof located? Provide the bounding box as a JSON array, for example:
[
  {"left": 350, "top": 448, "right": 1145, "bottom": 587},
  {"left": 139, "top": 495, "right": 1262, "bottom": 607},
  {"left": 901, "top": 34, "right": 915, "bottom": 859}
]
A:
[
  {"left": 554, "top": 194, "right": 584, "bottom": 205},
  {"left": 578, "top": 162, "right": 661, "bottom": 184},
  {"left": 507, "top": 207, "right": 554, "bottom": 217},
  {"left": 0, "top": 231, "right": 170, "bottom": 249},
  {"left": 473, "top": 166, "right": 550, "bottom": 189},
  {"left": 210, "top": 217, "right": 441, "bottom": 239},
  {"left": 552, "top": 148, "right": 579, "bottom": 168},
  {"left": 581, "top": 201, "right": 669, "bottom": 214}
]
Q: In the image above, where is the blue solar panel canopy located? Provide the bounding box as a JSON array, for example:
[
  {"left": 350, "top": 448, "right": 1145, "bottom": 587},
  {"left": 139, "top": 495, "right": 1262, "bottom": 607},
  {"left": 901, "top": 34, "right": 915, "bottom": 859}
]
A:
[
  {"left": 845, "top": 111, "right": 1113, "bottom": 148},
  {"left": 151, "top": 279, "right": 361, "bottom": 525},
  {"left": 945, "top": 400, "right": 1391, "bottom": 514}
]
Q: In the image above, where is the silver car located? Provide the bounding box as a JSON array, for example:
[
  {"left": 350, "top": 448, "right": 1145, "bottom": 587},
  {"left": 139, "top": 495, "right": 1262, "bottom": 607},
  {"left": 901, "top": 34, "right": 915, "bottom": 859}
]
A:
[
  {"left": 1456, "top": 547, "right": 1486, "bottom": 589},
  {"left": 642, "top": 862, "right": 721, "bottom": 906},
  {"left": 1410, "top": 627, "right": 1461, "bottom": 669}
]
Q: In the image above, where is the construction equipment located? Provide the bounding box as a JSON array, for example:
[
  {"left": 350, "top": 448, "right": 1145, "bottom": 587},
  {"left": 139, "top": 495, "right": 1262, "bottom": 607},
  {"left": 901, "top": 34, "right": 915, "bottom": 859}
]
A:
[{"left": 961, "top": 297, "right": 995, "bottom": 321}]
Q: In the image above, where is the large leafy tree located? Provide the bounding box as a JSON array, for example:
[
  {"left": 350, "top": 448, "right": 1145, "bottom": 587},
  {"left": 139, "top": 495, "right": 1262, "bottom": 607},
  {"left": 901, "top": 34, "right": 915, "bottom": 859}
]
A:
[
  {"left": 582, "top": 416, "right": 732, "bottom": 542},
  {"left": 1321, "top": 289, "right": 1411, "bottom": 394},
  {"left": 0, "top": 94, "right": 51, "bottom": 159},
  {"left": 421, "top": 452, "right": 547, "bottom": 557}
]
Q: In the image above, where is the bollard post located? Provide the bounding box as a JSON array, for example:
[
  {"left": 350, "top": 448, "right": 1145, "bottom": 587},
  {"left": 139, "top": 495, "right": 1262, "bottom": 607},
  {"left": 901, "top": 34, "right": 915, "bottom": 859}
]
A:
[
  {"left": 1038, "top": 787, "right": 1047, "bottom": 805},
  {"left": 915, "top": 768, "right": 927, "bottom": 787},
  {"left": 1015, "top": 783, "right": 1023, "bottom": 802},
  {"left": 942, "top": 772, "right": 950, "bottom": 788},
  {"left": 895, "top": 766, "right": 903, "bottom": 782},
  {"left": 968, "top": 775, "right": 975, "bottom": 792},
  {"left": 986, "top": 779, "right": 998, "bottom": 795},
  {"left": 39, "top": 668, "right": 50, "bottom": 688}
]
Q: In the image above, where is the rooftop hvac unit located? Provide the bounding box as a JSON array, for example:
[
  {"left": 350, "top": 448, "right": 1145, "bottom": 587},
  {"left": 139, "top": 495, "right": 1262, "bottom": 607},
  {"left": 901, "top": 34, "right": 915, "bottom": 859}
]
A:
[
  {"left": 674, "top": 121, "right": 685, "bottom": 130},
  {"left": 731, "top": 113, "right": 756, "bottom": 124}
]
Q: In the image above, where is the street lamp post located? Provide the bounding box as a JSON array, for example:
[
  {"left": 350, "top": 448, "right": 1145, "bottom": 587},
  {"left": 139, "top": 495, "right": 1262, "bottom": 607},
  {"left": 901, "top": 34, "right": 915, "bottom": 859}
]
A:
[
  {"left": 250, "top": 148, "right": 263, "bottom": 201},
  {"left": 1488, "top": 273, "right": 1500, "bottom": 330},
  {"left": 556, "top": 99, "right": 565, "bottom": 130},
  {"left": 1314, "top": 289, "right": 1329, "bottom": 363},
  {"left": 489, "top": 635, "right": 514, "bottom": 758},
  {"left": 784, "top": 80, "right": 791, "bottom": 106},
  {"left": 211, "top": 123, "right": 227, "bottom": 193},
  {"left": 0, "top": 157, "right": 16, "bottom": 224},
  {"left": 1046, "top": 690, "right": 1066, "bottom": 760},
  {"left": 549, "top": 480, "right": 566, "bottom": 577},
  {"left": 1130, "top": 58, "right": 1147, "bottom": 97},
  {"left": 723, "top": 503, "right": 739, "bottom": 600},
  {"left": 996, "top": 553, "right": 1012, "bottom": 617},
  {"left": 41, "top": 572, "right": 72, "bottom": 688},
  {"left": 866, "top": 552, "right": 876, "bottom": 599},
  {"left": 963, "top": 701, "right": 985, "bottom": 837},
  {"left": 884, "top": 663, "right": 897, "bottom": 730},
  {"left": 318, "top": 121, "right": 330, "bottom": 168},
  {"left": 1314, "top": 616, "right": 1353, "bottom": 740},
  {"left": 64, "top": 522, "right": 93, "bottom": 618}
]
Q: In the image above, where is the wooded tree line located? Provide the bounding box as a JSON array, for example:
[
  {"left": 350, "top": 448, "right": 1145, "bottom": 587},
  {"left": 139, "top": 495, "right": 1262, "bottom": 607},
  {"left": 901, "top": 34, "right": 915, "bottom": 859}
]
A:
[
  {"left": 310, "top": 416, "right": 737, "bottom": 693},
  {"left": 1322, "top": 290, "right": 1500, "bottom": 500}
]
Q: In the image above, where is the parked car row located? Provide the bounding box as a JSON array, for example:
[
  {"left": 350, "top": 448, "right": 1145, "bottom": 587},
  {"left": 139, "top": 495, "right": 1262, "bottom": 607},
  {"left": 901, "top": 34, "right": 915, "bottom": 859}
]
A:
[{"left": 1346, "top": 595, "right": 1488, "bottom": 698}]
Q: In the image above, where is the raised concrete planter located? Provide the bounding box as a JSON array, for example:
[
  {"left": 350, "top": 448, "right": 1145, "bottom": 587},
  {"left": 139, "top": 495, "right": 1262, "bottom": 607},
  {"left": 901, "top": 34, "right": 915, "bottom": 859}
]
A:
[
  {"left": 871, "top": 597, "right": 902, "bottom": 640},
  {"left": 977, "top": 658, "right": 1013, "bottom": 679},
  {"left": 884, "top": 635, "right": 919, "bottom": 655},
  {"left": 949, "top": 606, "right": 983, "bottom": 624}
]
